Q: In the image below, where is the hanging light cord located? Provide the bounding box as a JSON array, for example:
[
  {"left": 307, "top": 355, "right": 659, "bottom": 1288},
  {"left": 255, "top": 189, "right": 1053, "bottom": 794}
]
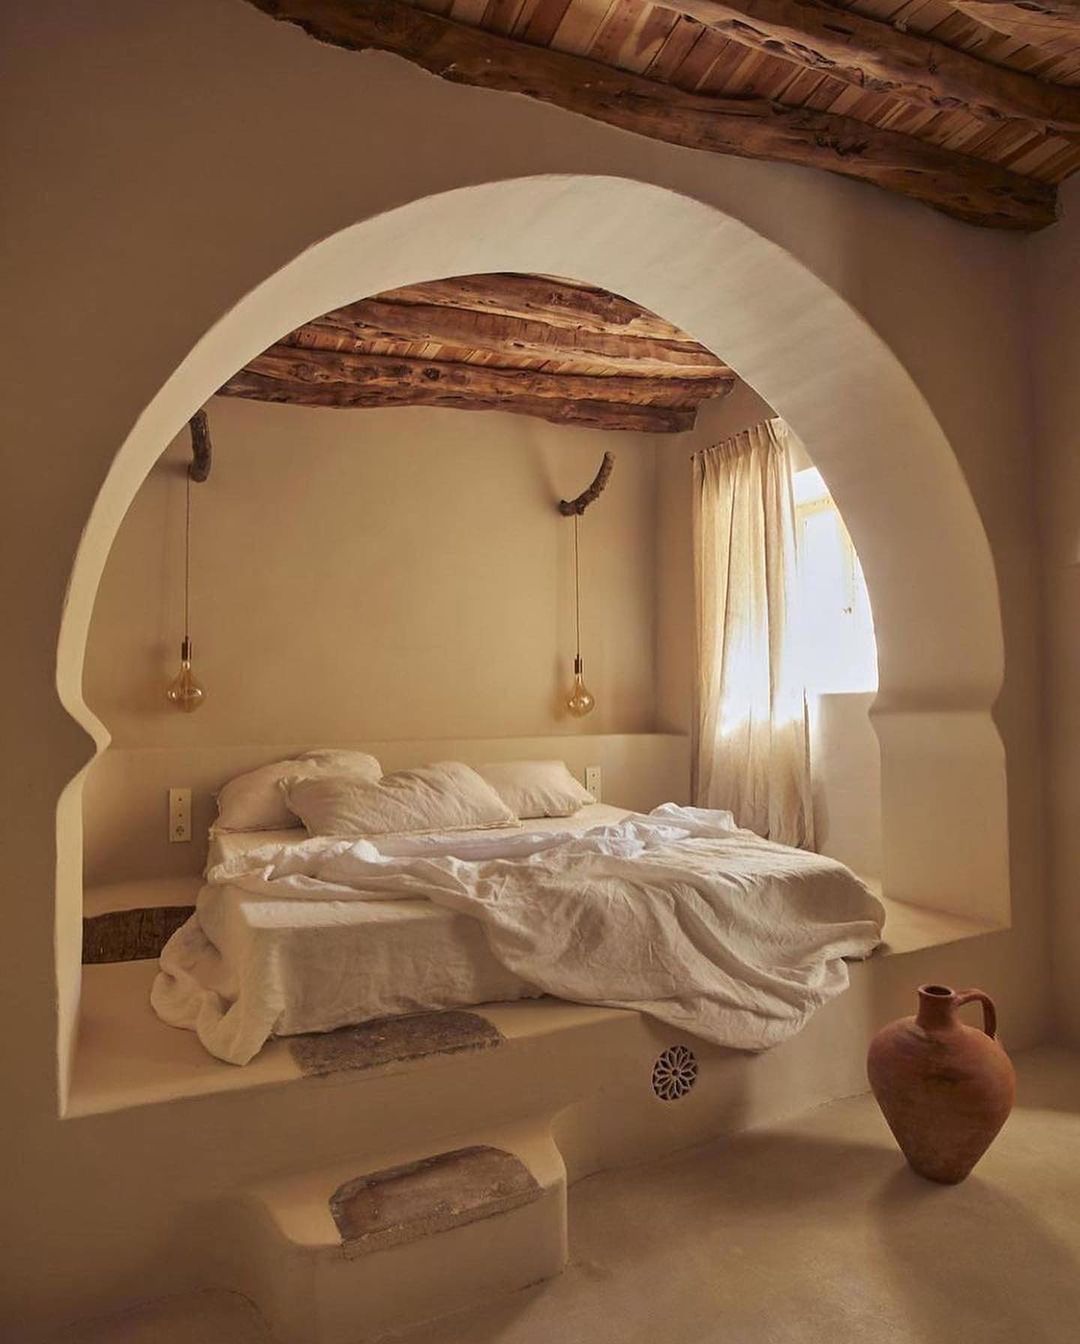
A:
[
  {"left": 184, "top": 472, "right": 192, "bottom": 646},
  {"left": 573, "top": 513, "right": 582, "bottom": 661}
]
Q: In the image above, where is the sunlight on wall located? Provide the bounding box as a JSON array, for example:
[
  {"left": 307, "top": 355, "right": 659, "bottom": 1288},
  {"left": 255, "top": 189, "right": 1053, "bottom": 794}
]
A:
[{"left": 794, "top": 468, "right": 878, "bottom": 695}]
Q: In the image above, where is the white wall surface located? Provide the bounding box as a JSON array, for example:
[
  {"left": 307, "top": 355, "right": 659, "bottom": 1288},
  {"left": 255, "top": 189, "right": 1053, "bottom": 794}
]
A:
[
  {"left": 1032, "top": 175, "right": 1080, "bottom": 1043},
  {"left": 0, "top": 0, "right": 1050, "bottom": 1329},
  {"left": 86, "top": 385, "right": 877, "bottom": 881},
  {"left": 86, "top": 396, "right": 660, "bottom": 746}
]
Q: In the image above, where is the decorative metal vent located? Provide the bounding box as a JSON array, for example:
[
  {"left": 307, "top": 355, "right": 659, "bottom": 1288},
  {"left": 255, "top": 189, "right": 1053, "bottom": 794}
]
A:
[{"left": 651, "top": 1045, "right": 698, "bottom": 1101}]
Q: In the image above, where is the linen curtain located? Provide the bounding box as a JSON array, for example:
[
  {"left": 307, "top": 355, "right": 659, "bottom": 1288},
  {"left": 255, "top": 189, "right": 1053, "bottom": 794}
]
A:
[{"left": 692, "top": 418, "right": 814, "bottom": 849}]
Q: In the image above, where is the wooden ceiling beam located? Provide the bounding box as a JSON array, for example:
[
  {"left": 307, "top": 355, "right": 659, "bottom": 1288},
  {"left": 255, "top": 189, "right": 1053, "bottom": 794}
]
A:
[
  {"left": 244, "top": 0, "right": 1058, "bottom": 229},
  {"left": 374, "top": 275, "right": 698, "bottom": 339},
  {"left": 218, "top": 370, "right": 699, "bottom": 432},
  {"left": 293, "top": 298, "right": 731, "bottom": 378},
  {"left": 951, "top": 0, "right": 1080, "bottom": 44},
  {"left": 239, "top": 343, "right": 734, "bottom": 406},
  {"left": 661, "top": 1, "right": 1080, "bottom": 136}
]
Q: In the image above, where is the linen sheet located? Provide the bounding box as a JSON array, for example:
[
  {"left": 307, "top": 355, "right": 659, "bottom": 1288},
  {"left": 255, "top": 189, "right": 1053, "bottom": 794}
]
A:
[
  {"left": 204, "top": 803, "right": 632, "bottom": 869},
  {"left": 154, "top": 806, "right": 884, "bottom": 1065}
]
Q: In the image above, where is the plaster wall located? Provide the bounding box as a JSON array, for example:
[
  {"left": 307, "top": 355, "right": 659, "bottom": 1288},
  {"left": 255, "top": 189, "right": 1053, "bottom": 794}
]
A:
[
  {"left": 86, "top": 396, "right": 659, "bottom": 747},
  {"left": 79, "top": 394, "right": 677, "bottom": 884},
  {"left": 0, "top": 0, "right": 1049, "bottom": 1329},
  {"left": 1031, "top": 176, "right": 1080, "bottom": 1044},
  {"left": 87, "top": 384, "right": 873, "bottom": 882}
]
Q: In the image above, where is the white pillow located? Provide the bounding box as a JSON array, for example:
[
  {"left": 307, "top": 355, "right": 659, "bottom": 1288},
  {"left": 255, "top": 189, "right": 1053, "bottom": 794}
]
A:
[
  {"left": 282, "top": 761, "right": 518, "bottom": 838},
  {"left": 476, "top": 760, "right": 594, "bottom": 819},
  {"left": 214, "top": 750, "right": 382, "bottom": 832}
]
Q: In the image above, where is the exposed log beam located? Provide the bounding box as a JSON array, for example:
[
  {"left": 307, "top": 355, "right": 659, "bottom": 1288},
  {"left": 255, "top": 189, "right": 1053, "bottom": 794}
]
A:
[
  {"left": 241, "top": 343, "right": 734, "bottom": 406},
  {"left": 660, "top": 1, "right": 1080, "bottom": 135},
  {"left": 243, "top": 1, "right": 1058, "bottom": 230},
  {"left": 219, "top": 370, "right": 698, "bottom": 432},
  {"left": 293, "top": 299, "right": 730, "bottom": 377},
  {"left": 951, "top": 0, "right": 1080, "bottom": 43},
  {"left": 376, "top": 275, "right": 697, "bottom": 339}
]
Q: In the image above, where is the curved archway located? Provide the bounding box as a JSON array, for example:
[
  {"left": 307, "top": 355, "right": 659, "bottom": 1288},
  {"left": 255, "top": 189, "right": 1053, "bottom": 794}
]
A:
[{"left": 57, "top": 175, "right": 1009, "bottom": 1081}]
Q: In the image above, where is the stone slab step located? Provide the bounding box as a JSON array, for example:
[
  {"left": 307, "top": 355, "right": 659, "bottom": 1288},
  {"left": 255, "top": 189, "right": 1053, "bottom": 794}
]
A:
[
  {"left": 290, "top": 1010, "right": 504, "bottom": 1077},
  {"left": 226, "top": 1122, "right": 566, "bottom": 1343},
  {"left": 330, "top": 1144, "right": 539, "bottom": 1255},
  {"left": 82, "top": 879, "right": 201, "bottom": 963},
  {"left": 83, "top": 904, "right": 194, "bottom": 963}
]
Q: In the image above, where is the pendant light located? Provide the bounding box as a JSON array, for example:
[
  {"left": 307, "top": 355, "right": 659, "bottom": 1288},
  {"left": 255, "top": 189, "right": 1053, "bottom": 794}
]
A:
[
  {"left": 167, "top": 412, "right": 210, "bottom": 712},
  {"left": 560, "top": 452, "right": 614, "bottom": 719},
  {"left": 566, "top": 513, "right": 595, "bottom": 718}
]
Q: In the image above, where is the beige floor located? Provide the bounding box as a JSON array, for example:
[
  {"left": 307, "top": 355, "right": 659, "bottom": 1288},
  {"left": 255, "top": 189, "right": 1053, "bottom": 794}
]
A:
[{"left": 47, "top": 1046, "right": 1080, "bottom": 1344}]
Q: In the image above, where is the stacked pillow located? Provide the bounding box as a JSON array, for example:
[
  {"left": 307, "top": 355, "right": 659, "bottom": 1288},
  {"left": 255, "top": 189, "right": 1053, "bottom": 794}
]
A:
[
  {"left": 214, "top": 753, "right": 595, "bottom": 838},
  {"left": 475, "top": 760, "right": 594, "bottom": 819},
  {"left": 213, "top": 749, "right": 382, "bottom": 832},
  {"left": 282, "top": 761, "right": 517, "bottom": 839}
]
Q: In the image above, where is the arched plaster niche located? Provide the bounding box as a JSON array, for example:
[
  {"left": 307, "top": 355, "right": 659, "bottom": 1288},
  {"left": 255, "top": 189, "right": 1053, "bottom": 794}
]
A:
[{"left": 57, "top": 175, "right": 1007, "bottom": 1073}]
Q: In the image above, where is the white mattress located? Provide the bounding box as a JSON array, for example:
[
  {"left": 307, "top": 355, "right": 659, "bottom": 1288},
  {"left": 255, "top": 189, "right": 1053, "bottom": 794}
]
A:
[
  {"left": 176, "top": 804, "right": 633, "bottom": 1056},
  {"left": 205, "top": 803, "right": 631, "bottom": 870}
]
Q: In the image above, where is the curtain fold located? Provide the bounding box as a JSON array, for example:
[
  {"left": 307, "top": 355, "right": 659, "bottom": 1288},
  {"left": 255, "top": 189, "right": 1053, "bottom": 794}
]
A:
[{"left": 692, "top": 418, "right": 814, "bottom": 849}]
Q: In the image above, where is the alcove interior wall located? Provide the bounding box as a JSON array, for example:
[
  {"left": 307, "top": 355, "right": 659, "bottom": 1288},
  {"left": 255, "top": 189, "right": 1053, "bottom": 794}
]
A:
[
  {"left": 84, "top": 395, "right": 661, "bottom": 748},
  {"left": 83, "top": 376, "right": 881, "bottom": 884}
]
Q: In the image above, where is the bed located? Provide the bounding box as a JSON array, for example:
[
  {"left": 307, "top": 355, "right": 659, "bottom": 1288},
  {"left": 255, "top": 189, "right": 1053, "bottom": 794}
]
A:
[{"left": 152, "top": 802, "right": 884, "bottom": 1066}]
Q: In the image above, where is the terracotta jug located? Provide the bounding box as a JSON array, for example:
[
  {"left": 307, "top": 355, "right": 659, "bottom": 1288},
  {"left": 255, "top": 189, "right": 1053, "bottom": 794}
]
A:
[{"left": 867, "top": 984, "right": 1015, "bottom": 1184}]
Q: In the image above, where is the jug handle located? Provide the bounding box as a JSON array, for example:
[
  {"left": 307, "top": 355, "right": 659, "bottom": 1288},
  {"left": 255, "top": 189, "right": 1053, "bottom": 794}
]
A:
[{"left": 954, "top": 989, "right": 997, "bottom": 1039}]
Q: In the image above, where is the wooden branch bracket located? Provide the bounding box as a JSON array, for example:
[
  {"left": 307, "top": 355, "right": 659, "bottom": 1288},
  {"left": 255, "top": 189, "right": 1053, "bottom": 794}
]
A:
[
  {"left": 188, "top": 409, "right": 212, "bottom": 482},
  {"left": 559, "top": 452, "right": 615, "bottom": 515}
]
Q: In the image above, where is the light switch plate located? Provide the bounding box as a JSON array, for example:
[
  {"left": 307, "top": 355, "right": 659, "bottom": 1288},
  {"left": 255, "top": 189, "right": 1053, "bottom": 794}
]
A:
[
  {"left": 169, "top": 788, "right": 192, "bottom": 843},
  {"left": 585, "top": 766, "right": 602, "bottom": 802}
]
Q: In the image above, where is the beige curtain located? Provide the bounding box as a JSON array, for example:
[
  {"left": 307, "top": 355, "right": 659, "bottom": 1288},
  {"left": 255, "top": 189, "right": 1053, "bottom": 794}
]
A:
[{"left": 692, "top": 418, "right": 814, "bottom": 848}]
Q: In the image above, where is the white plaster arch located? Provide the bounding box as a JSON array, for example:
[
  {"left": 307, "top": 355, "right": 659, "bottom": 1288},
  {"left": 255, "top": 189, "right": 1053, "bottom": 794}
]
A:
[{"left": 58, "top": 177, "right": 1009, "bottom": 1048}]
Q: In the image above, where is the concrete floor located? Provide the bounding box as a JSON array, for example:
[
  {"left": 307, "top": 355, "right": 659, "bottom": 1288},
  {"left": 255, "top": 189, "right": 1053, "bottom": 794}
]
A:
[{"left": 46, "top": 1046, "right": 1080, "bottom": 1344}]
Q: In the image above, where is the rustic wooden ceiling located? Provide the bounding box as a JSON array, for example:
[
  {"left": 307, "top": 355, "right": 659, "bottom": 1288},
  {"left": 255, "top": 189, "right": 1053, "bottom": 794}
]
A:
[
  {"left": 247, "top": 0, "right": 1080, "bottom": 229},
  {"left": 219, "top": 273, "right": 736, "bottom": 432}
]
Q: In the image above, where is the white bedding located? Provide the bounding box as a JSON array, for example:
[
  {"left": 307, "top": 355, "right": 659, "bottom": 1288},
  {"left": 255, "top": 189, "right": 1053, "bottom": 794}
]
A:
[
  {"left": 205, "top": 803, "right": 632, "bottom": 869},
  {"left": 157, "top": 806, "right": 884, "bottom": 1066}
]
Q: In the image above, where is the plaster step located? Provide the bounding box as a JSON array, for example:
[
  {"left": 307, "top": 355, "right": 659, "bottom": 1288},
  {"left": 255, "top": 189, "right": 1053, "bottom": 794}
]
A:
[{"left": 227, "top": 1122, "right": 567, "bottom": 1343}]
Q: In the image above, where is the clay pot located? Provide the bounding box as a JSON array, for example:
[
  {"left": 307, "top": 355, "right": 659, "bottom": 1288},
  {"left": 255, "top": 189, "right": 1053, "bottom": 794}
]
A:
[{"left": 867, "top": 984, "right": 1015, "bottom": 1184}]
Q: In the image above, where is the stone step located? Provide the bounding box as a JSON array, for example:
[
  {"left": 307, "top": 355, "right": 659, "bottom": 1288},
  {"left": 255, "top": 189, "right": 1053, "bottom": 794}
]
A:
[
  {"left": 225, "top": 1122, "right": 567, "bottom": 1343},
  {"left": 83, "top": 878, "right": 200, "bottom": 963}
]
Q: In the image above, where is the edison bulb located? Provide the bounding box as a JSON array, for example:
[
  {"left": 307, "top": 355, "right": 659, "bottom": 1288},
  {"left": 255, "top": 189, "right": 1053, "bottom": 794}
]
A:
[
  {"left": 566, "top": 657, "right": 595, "bottom": 718},
  {"left": 167, "top": 639, "right": 205, "bottom": 713}
]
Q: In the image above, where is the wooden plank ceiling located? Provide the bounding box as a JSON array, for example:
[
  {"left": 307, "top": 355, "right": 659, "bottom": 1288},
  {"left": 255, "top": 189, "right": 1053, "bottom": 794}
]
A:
[
  {"left": 246, "top": 0, "right": 1080, "bottom": 228},
  {"left": 219, "top": 273, "right": 736, "bottom": 432}
]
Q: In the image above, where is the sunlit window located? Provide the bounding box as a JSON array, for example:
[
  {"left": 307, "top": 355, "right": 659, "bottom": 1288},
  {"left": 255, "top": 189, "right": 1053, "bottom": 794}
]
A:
[{"left": 793, "top": 468, "right": 878, "bottom": 694}]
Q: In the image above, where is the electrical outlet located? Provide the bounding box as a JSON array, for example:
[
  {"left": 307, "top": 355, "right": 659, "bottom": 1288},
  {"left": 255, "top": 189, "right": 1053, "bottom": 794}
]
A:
[
  {"left": 168, "top": 788, "right": 192, "bottom": 843},
  {"left": 585, "top": 766, "right": 602, "bottom": 801}
]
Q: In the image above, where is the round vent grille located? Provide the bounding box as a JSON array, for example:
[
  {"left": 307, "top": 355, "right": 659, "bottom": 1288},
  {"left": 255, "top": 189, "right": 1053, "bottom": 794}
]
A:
[{"left": 651, "top": 1045, "right": 698, "bottom": 1101}]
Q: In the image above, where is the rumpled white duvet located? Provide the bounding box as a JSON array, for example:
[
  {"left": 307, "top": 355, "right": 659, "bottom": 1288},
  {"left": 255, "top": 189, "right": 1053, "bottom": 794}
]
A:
[{"left": 152, "top": 806, "right": 885, "bottom": 1065}]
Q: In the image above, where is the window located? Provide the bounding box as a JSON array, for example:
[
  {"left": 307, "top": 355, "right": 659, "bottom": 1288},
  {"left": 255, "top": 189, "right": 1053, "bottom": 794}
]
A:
[{"left": 793, "top": 468, "right": 877, "bottom": 694}]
